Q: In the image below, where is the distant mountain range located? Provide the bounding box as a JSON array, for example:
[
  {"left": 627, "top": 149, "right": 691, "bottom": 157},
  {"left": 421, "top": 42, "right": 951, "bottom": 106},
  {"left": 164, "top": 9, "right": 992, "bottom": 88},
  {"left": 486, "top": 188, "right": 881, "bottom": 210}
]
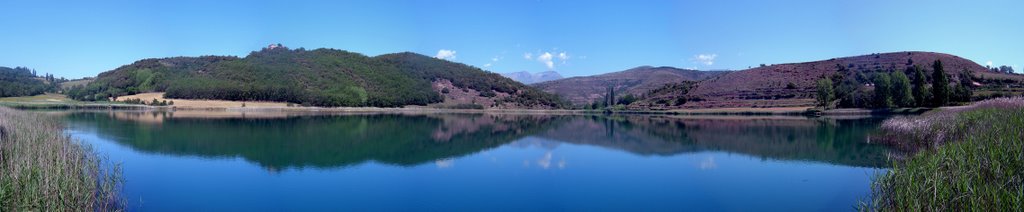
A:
[
  {"left": 500, "top": 71, "right": 563, "bottom": 84},
  {"left": 534, "top": 66, "right": 729, "bottom": 105}
]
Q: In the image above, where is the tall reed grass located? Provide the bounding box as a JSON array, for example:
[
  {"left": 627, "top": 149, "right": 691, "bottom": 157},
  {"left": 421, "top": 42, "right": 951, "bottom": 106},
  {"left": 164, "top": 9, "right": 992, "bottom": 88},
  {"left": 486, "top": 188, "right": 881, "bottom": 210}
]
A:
[
  {"left": 862, "top": 97, "right": 1024, "bottom": 211},
  {"left": 0, "top": 107, "right": 124, "bottom": 211}
]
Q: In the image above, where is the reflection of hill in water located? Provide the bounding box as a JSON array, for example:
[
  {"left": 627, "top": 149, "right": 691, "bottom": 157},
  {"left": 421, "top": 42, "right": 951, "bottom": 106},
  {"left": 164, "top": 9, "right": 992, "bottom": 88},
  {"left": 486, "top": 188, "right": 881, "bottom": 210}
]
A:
[
  {"left": 65, "top": 112, "right": 562, "bottom": 170},
  {"left": 65, "top": 112, "right": 892, "bottom": 170},
  {"left": 538, "top": 116, "right": 891, "bottom": 168}
]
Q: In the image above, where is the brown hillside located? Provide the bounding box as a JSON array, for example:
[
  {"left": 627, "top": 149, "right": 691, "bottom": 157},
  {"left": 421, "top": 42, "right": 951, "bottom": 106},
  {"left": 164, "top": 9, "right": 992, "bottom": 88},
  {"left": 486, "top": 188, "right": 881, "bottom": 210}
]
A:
[
  {"left": 534, "top": 66, "right": 728, "bottom": 105},
  {"left": 685, "top": 51, "right": 993, "bottom": 108}
]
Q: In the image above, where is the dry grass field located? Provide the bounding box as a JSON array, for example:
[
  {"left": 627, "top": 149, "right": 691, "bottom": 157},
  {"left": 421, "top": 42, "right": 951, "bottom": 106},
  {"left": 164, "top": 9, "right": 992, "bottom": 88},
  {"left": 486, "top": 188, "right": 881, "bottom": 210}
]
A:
[{"left": 116, "top": 92, "right": 289, "bottom": 109}]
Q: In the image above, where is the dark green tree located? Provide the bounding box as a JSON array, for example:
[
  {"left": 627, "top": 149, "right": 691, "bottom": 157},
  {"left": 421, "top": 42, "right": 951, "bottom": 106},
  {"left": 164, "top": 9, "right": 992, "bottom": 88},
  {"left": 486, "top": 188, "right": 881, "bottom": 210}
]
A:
[
  {"left": 931, "top": 60, "right": 950, "bottom": 106},
  {"left": 873, "top": 74, "right": 893, "bottom": 108},
  {"left": 953, "top": 71, "right": 974, "bottom": 102},
  {"left": 616, "top": 94, "right": 637, "bottom": 105},
  {"left": 832, "top": 70, "right": 868, "bottom": 108},
  {"left": 815, "top": 78, "right": 834, "bottom": 108},
  {"left": 606, "top": 86, "right": 616, "bottom": 106},
  {"left": 911, "top": 66, "right": 928, "bottom": 107},
  {"left": 890, "top": 71, "right": 914, "bottom": 107}
]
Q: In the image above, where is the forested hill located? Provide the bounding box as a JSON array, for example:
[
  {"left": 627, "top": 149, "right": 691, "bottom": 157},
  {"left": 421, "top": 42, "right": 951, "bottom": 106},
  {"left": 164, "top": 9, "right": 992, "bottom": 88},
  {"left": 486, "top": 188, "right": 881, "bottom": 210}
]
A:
[
  {"left": 0, "top": 66, "right": 62, "bottom": 97},
  {"left": 66, "top": 46, "right": 566, "bottom": 109}
]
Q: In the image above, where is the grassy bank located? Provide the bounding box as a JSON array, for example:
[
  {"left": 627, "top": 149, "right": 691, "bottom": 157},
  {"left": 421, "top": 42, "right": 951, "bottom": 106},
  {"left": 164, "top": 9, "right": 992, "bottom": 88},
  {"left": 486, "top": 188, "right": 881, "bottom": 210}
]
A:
[
  {"left": 0, "top": 102, "right": 152, "bottom": 110},
  {"left": 862, "top": 98, "right": 1023, "bottom": 211},
  {"left": 0, "top": 93, "right": 150, "bottom": 110},
  {"left": 0, "top": 107, "right": 124, "bottom": 211}
]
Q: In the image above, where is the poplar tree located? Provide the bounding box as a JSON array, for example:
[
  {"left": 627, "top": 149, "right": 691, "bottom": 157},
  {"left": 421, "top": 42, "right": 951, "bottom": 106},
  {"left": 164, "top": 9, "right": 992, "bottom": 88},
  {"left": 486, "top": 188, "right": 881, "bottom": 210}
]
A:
[{"left": 931, "top": 60, "right": 950, "bottom": 106}]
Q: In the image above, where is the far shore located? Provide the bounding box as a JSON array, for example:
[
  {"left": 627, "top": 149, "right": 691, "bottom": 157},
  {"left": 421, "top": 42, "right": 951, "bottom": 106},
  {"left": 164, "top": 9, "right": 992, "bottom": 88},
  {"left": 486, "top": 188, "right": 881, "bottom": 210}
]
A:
[{"left": 0, "top": 93, "right": 936, "bottom": 116}]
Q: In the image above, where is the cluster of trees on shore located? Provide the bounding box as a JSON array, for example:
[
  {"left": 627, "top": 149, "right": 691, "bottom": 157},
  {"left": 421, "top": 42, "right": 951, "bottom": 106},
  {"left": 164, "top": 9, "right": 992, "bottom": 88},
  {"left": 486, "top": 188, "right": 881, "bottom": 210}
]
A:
[
  {"left": 0, "top": 66, "right": 66, "bottom": 97},
  {"left": 64, "top": 47, "right": 566, "bottom": 108},
  {"left": 586, "top": 86, "right": 620, "bottom": 109},
  {"left": 816, "top": 60, "right": 973, "bottom": 109},
  {"left": 584, "top": 82, "right": 693, "bottom": 110},
  {"left": 584, "top": 86, "right": 639, "bottom": 110}
]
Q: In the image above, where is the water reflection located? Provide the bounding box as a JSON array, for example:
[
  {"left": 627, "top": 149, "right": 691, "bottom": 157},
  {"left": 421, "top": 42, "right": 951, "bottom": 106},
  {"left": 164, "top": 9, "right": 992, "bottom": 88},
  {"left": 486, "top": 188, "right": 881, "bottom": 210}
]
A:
[
  {"left": 61, "top": 111, "right": 891, "bottom": 170},
  {"left": 537, "top": 115, "right": 890, "bottom": 167}
]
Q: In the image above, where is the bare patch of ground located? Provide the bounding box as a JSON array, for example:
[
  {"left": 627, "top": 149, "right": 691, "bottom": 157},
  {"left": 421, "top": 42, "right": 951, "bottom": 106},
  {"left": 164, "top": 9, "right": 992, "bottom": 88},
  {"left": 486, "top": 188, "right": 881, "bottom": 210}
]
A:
[{"left": 0, "top": 93, "right": 76, "bottom": 103}]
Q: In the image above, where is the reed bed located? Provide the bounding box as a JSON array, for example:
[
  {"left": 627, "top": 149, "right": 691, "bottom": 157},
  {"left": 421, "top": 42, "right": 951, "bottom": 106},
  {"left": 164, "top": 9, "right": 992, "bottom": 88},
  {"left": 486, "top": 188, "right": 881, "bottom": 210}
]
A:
[
  {"left": 862, "top": 97, "right": 1024, "bottom": 211},
  {"left": 0, "top": 107, "right": 124, "bottom": 211}
]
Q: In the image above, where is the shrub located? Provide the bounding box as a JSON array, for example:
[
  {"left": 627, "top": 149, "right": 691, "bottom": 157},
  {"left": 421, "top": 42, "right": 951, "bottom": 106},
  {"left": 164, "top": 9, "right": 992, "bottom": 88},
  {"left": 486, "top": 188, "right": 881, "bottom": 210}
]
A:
[
  {"left": 816, "top": 78, "right": 834, "bottom": 108},
  {"left": 479, "top": 90, "right": 497, "bottom": 97}
]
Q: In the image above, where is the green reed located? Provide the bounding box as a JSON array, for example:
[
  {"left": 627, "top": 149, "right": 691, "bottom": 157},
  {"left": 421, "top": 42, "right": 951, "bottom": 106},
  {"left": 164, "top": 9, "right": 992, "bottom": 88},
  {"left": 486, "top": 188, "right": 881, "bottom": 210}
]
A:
[
  {"left": 862, "top": 98, "right": 1023, "bottom": 211},
  {"left": 0, "top": 107, "right": 124, "bottom": 211}
]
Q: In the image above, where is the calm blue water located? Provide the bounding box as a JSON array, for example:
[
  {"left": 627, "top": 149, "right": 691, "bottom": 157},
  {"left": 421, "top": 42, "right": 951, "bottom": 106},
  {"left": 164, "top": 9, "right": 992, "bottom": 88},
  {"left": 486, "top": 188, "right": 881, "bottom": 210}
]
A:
[{"left": 61, "top": 111, "right": 890, "bottom": 211}]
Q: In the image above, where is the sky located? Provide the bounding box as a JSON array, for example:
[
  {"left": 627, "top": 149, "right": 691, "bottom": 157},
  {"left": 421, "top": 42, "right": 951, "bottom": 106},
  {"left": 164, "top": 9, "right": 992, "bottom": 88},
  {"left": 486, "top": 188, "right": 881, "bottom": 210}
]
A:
[{"left": 0, "top": 0, "right": 1021, "bottom": 79}]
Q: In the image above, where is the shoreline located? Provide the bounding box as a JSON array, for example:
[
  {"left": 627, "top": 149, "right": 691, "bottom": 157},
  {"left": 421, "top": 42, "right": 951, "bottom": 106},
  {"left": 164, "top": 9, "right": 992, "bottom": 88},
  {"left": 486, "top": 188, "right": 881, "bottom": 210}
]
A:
[
  {"left": 1, "top": 100, "right": 937, "bottom": 116},
  {"left": 0, "top": 93, "right": 938, "bottom": 116}
]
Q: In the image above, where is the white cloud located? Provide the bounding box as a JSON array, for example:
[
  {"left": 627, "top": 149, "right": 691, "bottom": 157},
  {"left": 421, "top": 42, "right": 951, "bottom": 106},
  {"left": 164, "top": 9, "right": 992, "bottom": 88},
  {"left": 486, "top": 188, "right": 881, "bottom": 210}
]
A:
[
  {"left": 538, "top": 52, "right": 554, "bottom": 69},
  {"left": 698, "top": 156, "right": 717, "bottom": 170},
  {"left": 693, "top": 54, "right": 717, "bottom": 66},
  {"left": 483, "top": 56, "right": 502, "bottom": 68},
  {"left": 526, "top": 50, "right": 571, "bottom": 70},
  {"left": 435, "top": 49, "right": 457, "bottom": 60},
  {"left": 435, "top": 158, "right": 454, "bottom": 168},
  {"left": 537, "top": 152, "right": 553, "bottom": 169},
  {"left": 986, "top": 61, "right": 994, "bottom": 67}
]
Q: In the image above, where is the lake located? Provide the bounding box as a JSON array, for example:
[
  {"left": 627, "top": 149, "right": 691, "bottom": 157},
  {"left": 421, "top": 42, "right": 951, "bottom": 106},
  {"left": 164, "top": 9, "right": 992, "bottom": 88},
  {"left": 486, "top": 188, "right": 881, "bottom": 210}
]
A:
[{"left": 57, "top": 111, "right": 892, "bottom": 211}]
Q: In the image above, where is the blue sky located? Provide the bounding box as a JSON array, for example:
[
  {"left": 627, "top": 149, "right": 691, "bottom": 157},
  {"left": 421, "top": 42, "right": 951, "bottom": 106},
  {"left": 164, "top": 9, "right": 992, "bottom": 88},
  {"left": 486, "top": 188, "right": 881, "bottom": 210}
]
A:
[{"left": 0, "top": 0, "right": 1021, "bottom": 79}]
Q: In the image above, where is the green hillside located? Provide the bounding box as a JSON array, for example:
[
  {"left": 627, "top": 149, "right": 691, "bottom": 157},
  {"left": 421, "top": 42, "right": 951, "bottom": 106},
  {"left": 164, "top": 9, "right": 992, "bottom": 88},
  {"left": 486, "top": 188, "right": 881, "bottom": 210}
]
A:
[
  {"left": 66, "top": 46, "right": 566, "bottom": 108},
  {"left": 0, "top": 66, "right": 60, "bottom": 97}
]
